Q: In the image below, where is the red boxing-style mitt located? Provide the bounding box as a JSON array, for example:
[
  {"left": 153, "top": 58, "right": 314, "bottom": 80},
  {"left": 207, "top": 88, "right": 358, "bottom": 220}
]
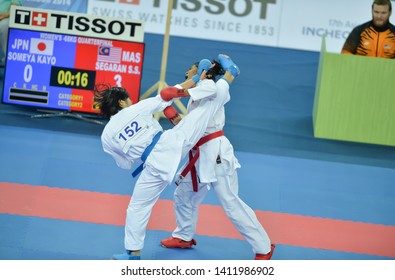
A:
[
  {"left": 160, "top": 86, "right": 187, "bottom": 101},
  {"left": 163, "top": 106, "right": 180, "bottom": 125}
]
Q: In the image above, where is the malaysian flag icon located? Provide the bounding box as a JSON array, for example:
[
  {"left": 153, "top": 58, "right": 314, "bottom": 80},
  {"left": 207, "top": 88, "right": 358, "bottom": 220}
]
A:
[{"left": 98, "top": 46, "right": 122, "bottom": 63}]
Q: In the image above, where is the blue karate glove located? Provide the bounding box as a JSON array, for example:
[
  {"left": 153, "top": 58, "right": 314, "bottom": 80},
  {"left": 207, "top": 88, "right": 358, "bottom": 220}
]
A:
[{"left": 192, "top": 59, "right": 212, "bottom": 84}]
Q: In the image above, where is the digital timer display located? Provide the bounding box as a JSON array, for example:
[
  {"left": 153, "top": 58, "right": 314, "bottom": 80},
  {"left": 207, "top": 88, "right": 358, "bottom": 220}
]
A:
[
  {"left": 50, "top": 66, "right": 96, "bottom": 90},
  {"left": 2, "top": 28, "right": 144, "bottom": 114}
]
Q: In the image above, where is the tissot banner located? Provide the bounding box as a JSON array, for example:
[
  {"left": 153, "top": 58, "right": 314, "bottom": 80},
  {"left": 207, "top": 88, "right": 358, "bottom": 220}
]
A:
[{"left": 87, "top": 0, "right": 382, "bottom": 53}]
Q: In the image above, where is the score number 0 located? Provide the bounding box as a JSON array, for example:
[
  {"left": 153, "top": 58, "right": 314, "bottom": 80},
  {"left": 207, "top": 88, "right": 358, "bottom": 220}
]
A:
[{"left": 23, "top": 64, "right": 33, "bottom": 83}]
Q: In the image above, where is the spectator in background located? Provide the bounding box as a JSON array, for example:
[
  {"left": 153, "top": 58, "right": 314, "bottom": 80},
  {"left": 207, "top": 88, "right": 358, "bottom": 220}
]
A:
[
  {"left": 341, "top": 0, "right": 395, "bottom": 58},
  {"left": 0, "top": 0, "right": 23, "bottom": 66}
]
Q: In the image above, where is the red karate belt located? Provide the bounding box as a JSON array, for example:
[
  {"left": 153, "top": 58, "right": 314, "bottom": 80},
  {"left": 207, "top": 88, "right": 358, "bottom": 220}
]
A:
[{"left": 177, "top": 130, "right": 224, "bottom": 192}]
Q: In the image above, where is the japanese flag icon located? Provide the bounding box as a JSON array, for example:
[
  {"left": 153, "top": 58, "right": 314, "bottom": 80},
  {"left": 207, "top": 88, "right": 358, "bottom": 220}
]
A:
[{"left": 30, "top": 38, "right": 54, "bottom": 56}]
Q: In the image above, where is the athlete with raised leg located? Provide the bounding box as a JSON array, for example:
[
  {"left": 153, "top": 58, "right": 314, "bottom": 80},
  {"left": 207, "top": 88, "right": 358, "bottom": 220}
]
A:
[
  {"left": 95, "top": 58, "right": 235, "bottom": 260},
  {"left": 161, "top": 54, "right": 275, "bottom": 260}
]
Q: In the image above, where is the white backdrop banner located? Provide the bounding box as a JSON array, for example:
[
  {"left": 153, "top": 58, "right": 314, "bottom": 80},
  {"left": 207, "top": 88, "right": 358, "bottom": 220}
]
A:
[
  {"left": 23, "top": 0, "right": 88, "bottom": 13},
  {"left": 87, "top": 0, "right": 392, "bottom": 53}
]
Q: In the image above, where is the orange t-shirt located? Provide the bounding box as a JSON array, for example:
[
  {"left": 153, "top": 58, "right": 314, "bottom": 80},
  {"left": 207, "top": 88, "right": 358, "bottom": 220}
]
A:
[{"left": 341, "top": 21, "right": 395, "bottom": 58}]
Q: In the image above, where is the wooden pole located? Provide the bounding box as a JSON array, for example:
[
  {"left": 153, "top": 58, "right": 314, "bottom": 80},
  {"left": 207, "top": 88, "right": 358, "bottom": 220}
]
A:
[
  {"left": 158, "top": 0, "right": 173, "bottom": 91},
  {"left": 140, "top": 0, "right": 187, "bottom": 117}
]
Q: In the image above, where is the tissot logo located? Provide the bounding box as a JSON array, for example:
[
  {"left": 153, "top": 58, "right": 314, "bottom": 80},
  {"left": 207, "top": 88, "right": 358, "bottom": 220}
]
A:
[
  {"left": 153, "top": 0, "right": 277, "bottom": 20},
  {"left": 14, "top": 10, "right": 48, "bottom": 27},
  {"left": 93, "top": 0, "right": 276, "bottom": 20},
  {"left": 14, "top": 9, "right": 141, "bottom": 37},
  {"left": 32, "top": 11, "right": 48, "bottom": 27},
  {"left": 10, "top": 6, "right": 144, "bottom": 43}
]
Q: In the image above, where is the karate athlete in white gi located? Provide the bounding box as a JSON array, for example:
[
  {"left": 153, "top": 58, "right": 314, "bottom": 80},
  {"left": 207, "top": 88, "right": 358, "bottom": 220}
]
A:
[
  {"left": 95, "top": 58, "right": 229, "bottom": 260},
  {"left": 160, "top": 54, "right": 275, "bottom": 260}
]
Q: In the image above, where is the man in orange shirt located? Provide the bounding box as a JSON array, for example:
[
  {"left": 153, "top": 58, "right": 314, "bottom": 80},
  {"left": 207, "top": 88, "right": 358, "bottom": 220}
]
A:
[{"left": 341, "top": 0, "right": 395, "bottom": 58}]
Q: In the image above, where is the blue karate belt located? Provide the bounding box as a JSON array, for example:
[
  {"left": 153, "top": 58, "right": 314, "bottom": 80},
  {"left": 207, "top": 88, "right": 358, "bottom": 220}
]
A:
[{"left": 132, "top": 131, "right": 163, "bottom": 177}]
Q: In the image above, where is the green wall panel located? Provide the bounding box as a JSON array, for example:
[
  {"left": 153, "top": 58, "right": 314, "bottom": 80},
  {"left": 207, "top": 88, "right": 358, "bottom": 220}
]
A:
[{"left": 313, "top": 37, "right": 395, "bottom": 146}]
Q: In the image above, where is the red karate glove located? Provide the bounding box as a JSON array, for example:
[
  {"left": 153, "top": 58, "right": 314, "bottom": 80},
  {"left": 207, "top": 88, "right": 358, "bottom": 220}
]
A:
[
  {"left": 160, "top": 86, "right": 187, "bottom": 101},
  {"left": 163, "top": 106, "right": 181, "bottom": 126}
]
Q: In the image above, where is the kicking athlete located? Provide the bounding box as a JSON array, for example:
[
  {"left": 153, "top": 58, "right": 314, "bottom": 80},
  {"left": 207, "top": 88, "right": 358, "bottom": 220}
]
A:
[
  {"left": 160, "top": 54, "right": 275, "bottom": 260},
  {"left": 94, "top": 58, "right": 236, "bottom": 260}
]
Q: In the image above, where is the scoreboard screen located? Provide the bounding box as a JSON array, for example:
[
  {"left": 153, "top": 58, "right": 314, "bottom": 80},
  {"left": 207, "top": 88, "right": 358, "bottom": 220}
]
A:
[{"left": 2, "top": 6, "right": 145, "bottom": 115}]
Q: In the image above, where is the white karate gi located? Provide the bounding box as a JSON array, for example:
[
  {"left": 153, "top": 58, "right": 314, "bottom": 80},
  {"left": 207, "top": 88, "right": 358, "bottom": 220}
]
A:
[
  {"left": 172, "top": 78, "right": 272, "bottom": 255},
  {"left": 101, "top": 79, "right": 222, "bottom": 250}
]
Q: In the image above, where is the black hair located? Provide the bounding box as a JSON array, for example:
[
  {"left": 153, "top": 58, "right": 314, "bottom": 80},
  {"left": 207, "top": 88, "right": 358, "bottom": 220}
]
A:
[
  {"left": 93, "top": 83, "right": 130, "bottom": 119},
  {"left": 186, "top": 60, "right": 225, "bottom": 82},
  {"left": 207, "top": 59, "right": 225, "bottom": 81}
]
